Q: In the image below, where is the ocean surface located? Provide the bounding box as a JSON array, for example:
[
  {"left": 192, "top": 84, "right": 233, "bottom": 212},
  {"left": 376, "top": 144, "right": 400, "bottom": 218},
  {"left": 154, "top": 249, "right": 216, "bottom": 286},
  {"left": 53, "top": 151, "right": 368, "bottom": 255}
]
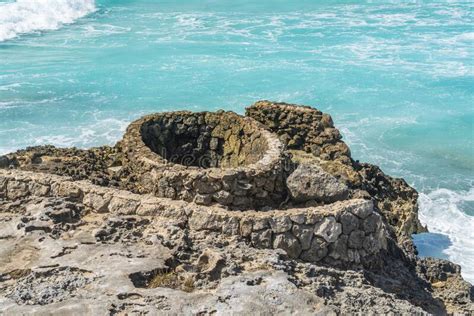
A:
[{"left": 0, "top": 0, "right": 473, "bottom": 282}]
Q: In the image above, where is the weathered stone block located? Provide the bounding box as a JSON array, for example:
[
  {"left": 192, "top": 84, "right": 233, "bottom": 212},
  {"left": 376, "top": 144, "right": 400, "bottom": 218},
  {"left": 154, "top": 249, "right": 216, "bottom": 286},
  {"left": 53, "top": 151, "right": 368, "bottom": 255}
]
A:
[
  {"left": 222, "top": 217, "right": 240, "bottom": 235},
  {"left": 240, "top": 217, "right": 253, "bottom": 237},
  {"left": 83, "top": 192, "right": 111, "bottom": 213},
  {"left": 108, "top": 196, "right": 140, "bottom": 215},
  {"left": 194, "top": 194, "right": 212, "bottom": 206},
  {"left": 189, "top": 211, "right": 222, "bottom": 231},
  {"left": 213, "top": 190, "right": 233, "bottom": 205},
  {"left": 340, "top": 211, "right": 359, "bottom": 235},
  {"left": 348, "top": 200, "right": 373, "bottom": 219},
  {"left": 328, "top": 234, "right": 349, "bottom": 261},
  {"left": 347, "top": 249, "right": 361, "bottom": 264},
  {"left": 269, "top": 216, "right": 292, "bottom": 233},
  {"left": 253, "top": 217, "right": 269, "bottom": 230},
  {"left": 363, "top": 235, "right": 380, "bottom": 254},
  {"left": 251, "top": 229, "right": 272, "bottom": 249},
  {"left": 6, "top": 180, "right": 29, "bottom": 200},
  {"left": 289, "top": 213, "right": 306, "bottom": 225},
  {"left": 57, "top": 181, "right": 82, "bottom": 199},
  {"left": 195, "top": 181, "right": 221, "bottom": 194},
  {"left": 305, "top": 212, "right": 323, "bottom": 225},
  {"left": 314, "top": 216, "right": 342, "bottom": 243},
  {"left": 286, "top": 163, "right": 349, "bottom": 203},
  {"left": 28, "top": 182, "right": 50, "bottom": 197},
  {"left": 300, "top": 237, "right": 328, "bottom": 262},
  {"left": 362, "top": 213, "right": 380, "bottom": 233},
  {"left": 348, "top": 230, "right": 365, "bottom": 249},
  {"left": 292, "top": 224, "right": 314, "bottom": 250},
  {"left": 136, "top": 202, "right": 163, "bottom": 216},
  {"left": 232, "top": 196, "right": 251, "bottom": 207},
  {"left": 273, "top": 232, "right": 302, "bottom": 258}
]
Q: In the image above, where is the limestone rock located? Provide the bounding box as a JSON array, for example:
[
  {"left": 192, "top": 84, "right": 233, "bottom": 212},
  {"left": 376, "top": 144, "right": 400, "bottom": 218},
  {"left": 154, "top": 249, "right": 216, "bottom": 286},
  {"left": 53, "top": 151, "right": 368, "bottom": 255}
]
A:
[
  {"left": 269, "top": 216, "right": 292, "bottom": 233},
  {"left": 292, "top": 224, "right": 313, "bottom": 250},
  {"left": 6, "top": 181, "right": 28, "bottom": 200},
  {"left": 272, "top": 232, "right": 302, "bottom": 258},
  {"left": 300, "top": 237, "right": 328, "bottom": 262},
  {"left": 251, "top": 229, "right": 272, "bottom": 249},
  {"left": 286, "top": 163, "right": 349, "bottom": 203},
  {"left": 83, "top": 192, "right": 111, "bottom": 213},
  {"left": 348, "top": 230, "right": 365, "bottom": 249},
  {"left": 314, "top": 217, "right": 342, "bottom": 243},
  {"left": 340, "top": 211, "right": 359, "bottom": 235}
]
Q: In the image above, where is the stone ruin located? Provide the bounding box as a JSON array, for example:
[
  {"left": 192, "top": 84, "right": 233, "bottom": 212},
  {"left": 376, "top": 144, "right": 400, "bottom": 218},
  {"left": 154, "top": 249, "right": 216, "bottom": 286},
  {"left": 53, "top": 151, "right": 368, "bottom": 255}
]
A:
[
  {"left": 2, "top": 101, "right": 472, "bottom": 315},
  {"left": 120, "top": 111, "right": 288, "bottom": 209},
  {"left": 0, "top": 101, "right": 421, "bottom": 269}
]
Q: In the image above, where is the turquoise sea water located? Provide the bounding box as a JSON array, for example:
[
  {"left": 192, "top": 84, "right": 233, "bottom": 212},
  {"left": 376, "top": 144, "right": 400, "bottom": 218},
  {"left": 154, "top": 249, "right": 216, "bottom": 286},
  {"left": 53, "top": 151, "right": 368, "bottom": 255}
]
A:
[{"left": 0, "top": 0, "right": 473, "bottom": 282}]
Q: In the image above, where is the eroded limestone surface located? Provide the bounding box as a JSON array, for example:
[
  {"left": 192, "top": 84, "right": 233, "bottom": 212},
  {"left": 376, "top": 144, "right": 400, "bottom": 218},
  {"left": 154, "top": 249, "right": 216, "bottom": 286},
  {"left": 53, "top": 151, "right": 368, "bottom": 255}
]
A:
[{"left": 0, "top": 101, "right": 472, "bottom": 315}]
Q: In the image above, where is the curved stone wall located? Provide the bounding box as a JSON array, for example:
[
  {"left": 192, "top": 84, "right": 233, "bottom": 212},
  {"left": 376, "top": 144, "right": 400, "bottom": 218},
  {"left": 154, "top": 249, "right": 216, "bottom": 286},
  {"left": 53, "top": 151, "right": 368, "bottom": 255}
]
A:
[
  {"left": 0, "top": 170, "right": 387, "bottom": 268},
  {"left": 246, "top": 100, "right": 352, "bottom": 164},
  {"left": 120, "top": 111, "right": 289, "bottom": 209},
  {"left": 140, "top": 111, "right": 268, "bottom": 168}
]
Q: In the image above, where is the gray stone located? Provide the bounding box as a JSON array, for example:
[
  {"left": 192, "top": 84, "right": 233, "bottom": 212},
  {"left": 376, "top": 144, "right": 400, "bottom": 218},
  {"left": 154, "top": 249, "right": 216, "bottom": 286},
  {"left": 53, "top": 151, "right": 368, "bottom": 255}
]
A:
[
  {"left": 348, "top": 201, "right": 373, "bottom": 219},
  {"left": 251, "top": 229, "right": 272, "bottom": 248},
  {"left": 314, "top": 217, "right": 342, "bottom": 243},
  {"left": 269, "top": 216, "right": 292, "bottom": 233},
  {"left": 289, "top": 213, "right": 306, "bottom": 225},
  {"left": 57, "top": 182, "right": 82, "bottom": 199},
  {"left": 222, "top": 217, "right": 240, "bottom": 235},
  {"left": 28, "top": 182, "right": 50, "bottom": 197},
  {"left": 194, "top": 180, "right": 221, "bottom": 194},
  {"left": 292, "top": 224, "right": 313, "bottom": 250},
  {"left": 194, "top": 194, "right": 213, "bottom": 206},
  {"left": 300, "top": 237, "right": 328, "bottom": 262},
  {"left": 273, "top": 233, "right": 302, "bottom": 258},
  {"left": 7, "top": 180, "right": 29, "bottom": 200},
  {"left": 305, "top": 212, "right": 323, "bottom": 225},
  {"left": 340, "top": 212, "right": 359, "bottom": 235},
  {"left": 347, "top": 249, "right": 361, "bottom": 264},
  {"left": 189, "top": 211, "right": 222, "bottom": 231},
  {"left": 213, "top": 190, "right": 233, "bottom": 205},
  {"left": 286, "top": 163, "right": 349, "bottom": 203},
  {"left": 108, "top": 196, "right": 140, "bottom": 215},
  {"left": 83, "top": 192, "right": 111, "bottom": 213},
  {"left": 362, "top": 213, "right": 380, "bottom": 233},
  {"left": 329, "top": 235, "right": 349, "bottom": 261},
  {"left": 240, "top": 218, "right": 253, "bottom": 237},
  {"left": 363, "top": 235, "right": 380, "bottom": 254},
  {"left": 253, "top": 217, "right": 269, "bottom": 230},
  {"left": 348, "top": 230, "right": 365, "bottom": 249}
]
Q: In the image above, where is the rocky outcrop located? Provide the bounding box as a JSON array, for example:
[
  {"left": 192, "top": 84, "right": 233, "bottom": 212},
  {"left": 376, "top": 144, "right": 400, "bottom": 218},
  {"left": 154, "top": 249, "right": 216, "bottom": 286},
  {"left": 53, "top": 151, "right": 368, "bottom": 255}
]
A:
[
  {"left": 246, "top": 101, "right": 426, "bottom": 249},
  {"left": 0, "top": 101, "right": 471, "bottom": 314}
]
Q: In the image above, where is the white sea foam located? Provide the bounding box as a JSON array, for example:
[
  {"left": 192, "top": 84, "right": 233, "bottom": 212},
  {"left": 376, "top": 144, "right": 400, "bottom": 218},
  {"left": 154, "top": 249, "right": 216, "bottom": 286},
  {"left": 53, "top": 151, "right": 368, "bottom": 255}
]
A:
[
  {"left": 418, "top": 188, "right": 474, "bottom": 283},
  {"left": 0, "top": 0, "right": 96, "bottom": 42}
]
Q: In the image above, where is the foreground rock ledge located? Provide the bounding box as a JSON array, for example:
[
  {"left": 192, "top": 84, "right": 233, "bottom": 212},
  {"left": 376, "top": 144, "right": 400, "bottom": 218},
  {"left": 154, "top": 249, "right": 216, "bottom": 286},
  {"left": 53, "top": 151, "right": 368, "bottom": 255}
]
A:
[{"left": 0, "top": 101, "right": 472, "bottom": 315}]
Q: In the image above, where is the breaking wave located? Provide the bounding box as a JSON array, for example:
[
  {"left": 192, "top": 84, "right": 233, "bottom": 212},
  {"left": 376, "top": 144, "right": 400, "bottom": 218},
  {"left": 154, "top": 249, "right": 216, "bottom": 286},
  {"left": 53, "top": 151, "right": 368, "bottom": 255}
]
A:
[
  {"left": 0, "top": 0, "right": 96, "bottom": 42},
  {"left": 418, "top": 188, "right": 474, "bottom": 283}
]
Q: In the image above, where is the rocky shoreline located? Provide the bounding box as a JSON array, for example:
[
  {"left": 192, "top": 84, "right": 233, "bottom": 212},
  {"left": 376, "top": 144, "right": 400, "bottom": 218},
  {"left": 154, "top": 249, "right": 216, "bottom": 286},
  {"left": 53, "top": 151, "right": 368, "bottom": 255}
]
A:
[{"left": 0, "top": 101, "right": 472, "bottom": 315}]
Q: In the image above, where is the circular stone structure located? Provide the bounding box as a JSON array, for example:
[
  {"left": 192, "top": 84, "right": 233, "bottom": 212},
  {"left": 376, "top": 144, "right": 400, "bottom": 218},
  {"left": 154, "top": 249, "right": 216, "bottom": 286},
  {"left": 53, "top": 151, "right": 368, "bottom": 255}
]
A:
[{"left": 121, "top": 111, "right": 289, "bottom": 209}]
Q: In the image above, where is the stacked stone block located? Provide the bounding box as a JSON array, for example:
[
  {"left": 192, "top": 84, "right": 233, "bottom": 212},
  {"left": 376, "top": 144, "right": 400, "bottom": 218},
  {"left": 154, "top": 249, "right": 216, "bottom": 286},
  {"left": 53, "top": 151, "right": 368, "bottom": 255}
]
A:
[{"left": 0, "top": 170, "right": 387, "bottom": 268}]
